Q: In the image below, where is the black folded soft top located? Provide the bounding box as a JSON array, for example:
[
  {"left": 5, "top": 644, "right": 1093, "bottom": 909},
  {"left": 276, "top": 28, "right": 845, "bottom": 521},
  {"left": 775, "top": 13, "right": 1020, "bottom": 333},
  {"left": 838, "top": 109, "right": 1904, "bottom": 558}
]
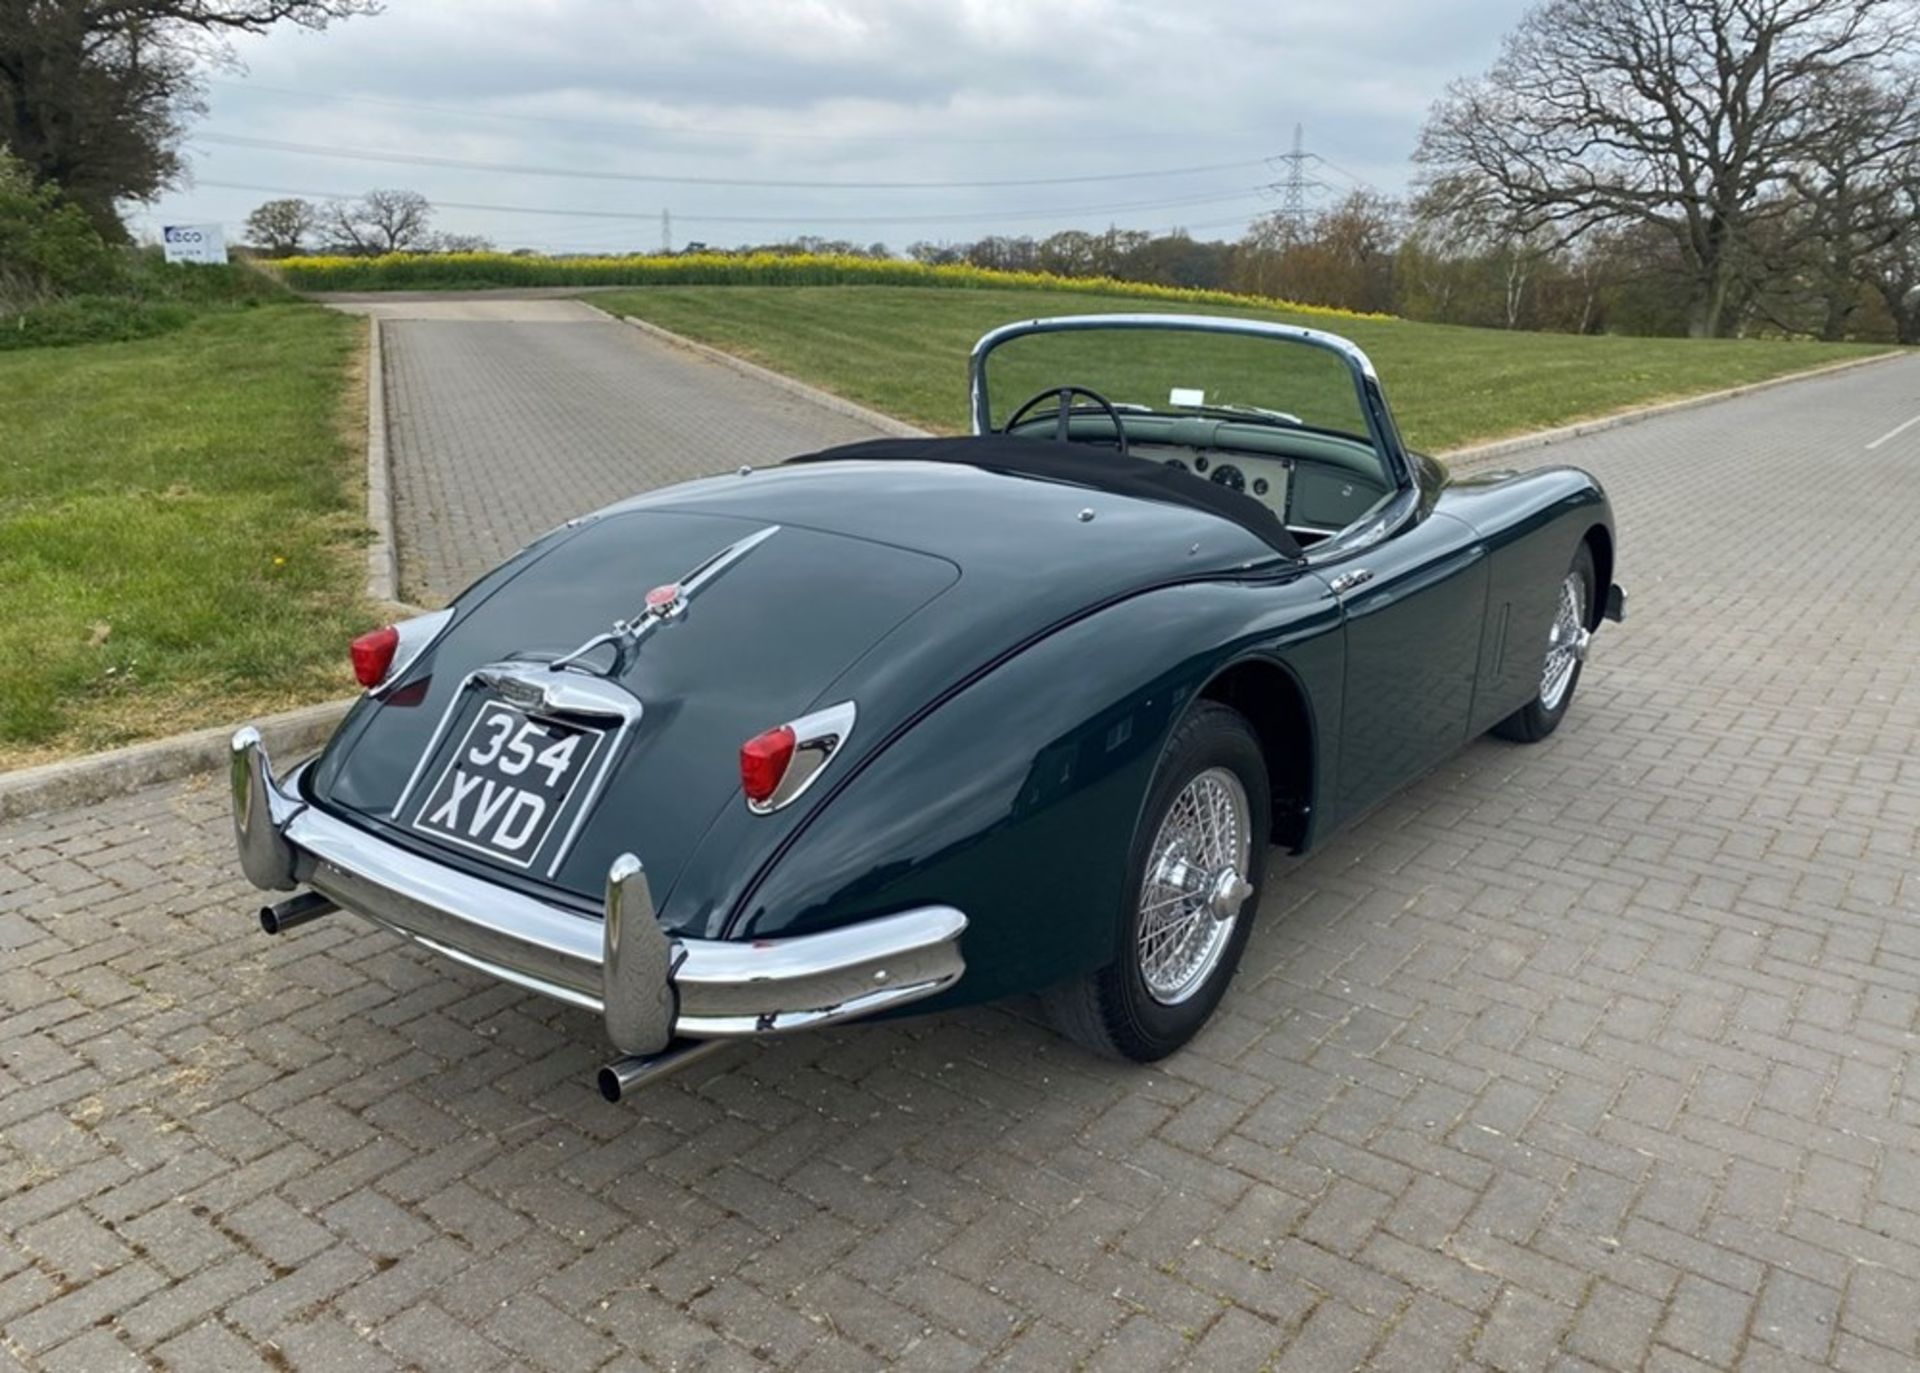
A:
[{"left": 787, "top": 435, "right": 1304, "bottom": 560}]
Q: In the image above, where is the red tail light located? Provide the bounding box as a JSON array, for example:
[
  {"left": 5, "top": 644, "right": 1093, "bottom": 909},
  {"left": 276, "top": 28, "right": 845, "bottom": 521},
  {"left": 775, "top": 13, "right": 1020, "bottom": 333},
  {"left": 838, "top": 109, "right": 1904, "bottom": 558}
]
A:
[
  {"left": 740, "top": 725, "right": 797, "bottom": 804},
  {"left": 350, "top": 625, "right": 399, "bottom": 688}
]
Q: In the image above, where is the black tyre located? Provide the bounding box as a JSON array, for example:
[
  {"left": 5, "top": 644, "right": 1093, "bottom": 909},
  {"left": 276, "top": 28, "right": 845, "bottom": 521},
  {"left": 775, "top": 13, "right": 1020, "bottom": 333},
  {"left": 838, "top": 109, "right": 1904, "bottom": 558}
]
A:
[
  {"left": 1044, "top": 702, "right": 1271, "bottom": 1062},
  {"left": 1493, "top": 542, "right": 1597, "bottom": 743}
]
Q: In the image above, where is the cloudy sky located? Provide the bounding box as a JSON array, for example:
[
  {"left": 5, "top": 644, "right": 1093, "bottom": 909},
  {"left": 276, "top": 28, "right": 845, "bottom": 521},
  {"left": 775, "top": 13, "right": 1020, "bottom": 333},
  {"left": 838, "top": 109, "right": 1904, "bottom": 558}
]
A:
[{"left": 133, "top": 0, "right": 1534, "bottom": 253}]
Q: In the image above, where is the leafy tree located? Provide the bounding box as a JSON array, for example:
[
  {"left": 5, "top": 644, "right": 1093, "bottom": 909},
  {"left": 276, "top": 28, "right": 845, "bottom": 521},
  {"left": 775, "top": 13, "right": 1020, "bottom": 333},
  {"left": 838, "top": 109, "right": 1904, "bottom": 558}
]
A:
[
  {"left": 0, "top": 147, "right": 119, "bottom": 306},
  {"left": 1034, "top": 230, "right": 1100, "bottom": 278},
  {"left": 243, "top": 197, "right": 317, "bottom": 257},
  {"left": 0, "top": 0, "right": 377, "bottom": 236},
  {"left": 1416, "top": 0, "right": 1917, "bottom": 337}
]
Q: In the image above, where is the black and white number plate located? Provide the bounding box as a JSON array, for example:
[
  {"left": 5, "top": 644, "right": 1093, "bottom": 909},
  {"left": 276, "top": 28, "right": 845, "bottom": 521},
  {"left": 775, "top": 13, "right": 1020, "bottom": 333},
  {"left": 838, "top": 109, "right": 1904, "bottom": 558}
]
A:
[{"left": 410, "top": 701, "right": 605, "bottom": 868}]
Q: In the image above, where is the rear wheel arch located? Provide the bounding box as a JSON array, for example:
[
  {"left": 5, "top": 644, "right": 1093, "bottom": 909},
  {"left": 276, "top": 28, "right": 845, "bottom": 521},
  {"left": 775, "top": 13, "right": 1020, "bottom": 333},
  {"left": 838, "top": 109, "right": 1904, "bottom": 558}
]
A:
[
  {"left": 1198, "top": 657, "right": 1314, "bottom": 851},
  {"left": 1582, "top": 525, "right": 1613, "bottom": 630}
]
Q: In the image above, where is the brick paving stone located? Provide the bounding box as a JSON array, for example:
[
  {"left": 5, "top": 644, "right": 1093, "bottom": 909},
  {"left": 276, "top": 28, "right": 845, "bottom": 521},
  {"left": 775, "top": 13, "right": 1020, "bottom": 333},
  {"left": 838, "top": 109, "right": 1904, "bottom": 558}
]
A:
[
  {"left": 1, "top": 341, "right": 1918, "bottom": 1369},
  {"left": 375, "top": 300, "right": 888, "bottom": 603}
]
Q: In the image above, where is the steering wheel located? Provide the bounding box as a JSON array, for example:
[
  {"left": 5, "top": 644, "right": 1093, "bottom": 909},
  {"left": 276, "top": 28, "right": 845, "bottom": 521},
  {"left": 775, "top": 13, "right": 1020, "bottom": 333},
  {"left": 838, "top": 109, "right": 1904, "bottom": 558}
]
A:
[{"left": 1002, "top": 386, "right": 1131, "bottom": 458}]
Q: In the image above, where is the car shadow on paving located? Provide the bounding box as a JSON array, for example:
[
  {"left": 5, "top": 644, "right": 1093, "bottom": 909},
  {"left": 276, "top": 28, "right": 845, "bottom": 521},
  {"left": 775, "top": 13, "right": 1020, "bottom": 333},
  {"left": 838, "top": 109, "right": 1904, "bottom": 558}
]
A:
[{"left": 1, "top": 353, "right": 1918, "bottom": 1370}]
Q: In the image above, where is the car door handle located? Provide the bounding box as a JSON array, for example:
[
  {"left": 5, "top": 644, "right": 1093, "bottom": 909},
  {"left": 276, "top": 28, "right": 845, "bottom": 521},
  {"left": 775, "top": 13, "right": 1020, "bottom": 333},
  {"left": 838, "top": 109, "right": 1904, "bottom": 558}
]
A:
[{"left": 1328, "top": 568, "right": 1374, "bottom": 595}]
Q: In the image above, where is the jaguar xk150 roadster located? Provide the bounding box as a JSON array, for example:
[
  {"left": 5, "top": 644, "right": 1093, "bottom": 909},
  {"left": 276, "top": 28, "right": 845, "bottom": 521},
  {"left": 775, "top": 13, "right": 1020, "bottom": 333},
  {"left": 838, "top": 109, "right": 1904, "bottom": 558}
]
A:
[{"left": 233, "top": 313, "right": 1625, "bottom": 1100}]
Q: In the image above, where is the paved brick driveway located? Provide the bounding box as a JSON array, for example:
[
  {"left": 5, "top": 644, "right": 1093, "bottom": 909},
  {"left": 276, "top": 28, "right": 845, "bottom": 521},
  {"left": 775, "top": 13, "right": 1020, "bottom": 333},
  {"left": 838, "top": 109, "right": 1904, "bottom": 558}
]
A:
[
  {"left": 363, "top": 299, "right": 889, "bottom": 604},
  {"left": 3, "top": 352, "right": 1919, "bottom": 1371}
]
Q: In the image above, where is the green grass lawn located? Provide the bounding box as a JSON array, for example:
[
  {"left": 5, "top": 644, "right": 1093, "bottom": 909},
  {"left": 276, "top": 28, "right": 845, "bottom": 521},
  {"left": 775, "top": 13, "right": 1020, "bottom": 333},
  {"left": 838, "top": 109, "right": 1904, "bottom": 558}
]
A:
[
  {"left": 0, "top": 304, "right": 371, "bottom": 767},
  {"left": 590, "top": 286, "right": 1899, "bottom": 452}
]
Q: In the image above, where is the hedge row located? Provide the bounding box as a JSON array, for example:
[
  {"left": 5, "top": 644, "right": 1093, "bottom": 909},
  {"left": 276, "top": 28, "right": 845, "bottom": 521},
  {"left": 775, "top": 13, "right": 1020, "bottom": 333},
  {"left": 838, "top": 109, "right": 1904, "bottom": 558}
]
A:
[{"left": 269, "top": 250, "right": 1385, "bottom": 321}]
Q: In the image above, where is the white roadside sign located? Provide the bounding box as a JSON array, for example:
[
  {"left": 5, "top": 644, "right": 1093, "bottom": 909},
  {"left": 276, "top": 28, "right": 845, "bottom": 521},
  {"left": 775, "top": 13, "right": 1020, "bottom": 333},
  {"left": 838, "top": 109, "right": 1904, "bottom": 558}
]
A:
[{"left": 162, "top": 223, "right": 226, "bottom": 265}]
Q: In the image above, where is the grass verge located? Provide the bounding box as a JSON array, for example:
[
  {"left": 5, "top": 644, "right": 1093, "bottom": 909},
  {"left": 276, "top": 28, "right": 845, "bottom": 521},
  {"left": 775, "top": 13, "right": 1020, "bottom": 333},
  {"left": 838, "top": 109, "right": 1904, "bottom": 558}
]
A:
[
  {"left": 0, "top": 304, "right": 371, "bottom": 768},
  {"left": 590, "top": 285, "right": 1900, "bottom": 452},
  {"left": 2, "top": 256, "right": 295, "bottom": 352}
]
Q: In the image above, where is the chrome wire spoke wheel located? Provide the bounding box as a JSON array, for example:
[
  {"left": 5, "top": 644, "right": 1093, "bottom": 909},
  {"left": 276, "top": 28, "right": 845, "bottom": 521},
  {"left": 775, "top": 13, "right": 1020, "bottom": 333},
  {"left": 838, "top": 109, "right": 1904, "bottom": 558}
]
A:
[
  {"left": 1539, "top": 571, "right": 1590, "bottom": 711},
  {"left": 1137, "top": 766, "right": 1253, "bottom": 1005}
]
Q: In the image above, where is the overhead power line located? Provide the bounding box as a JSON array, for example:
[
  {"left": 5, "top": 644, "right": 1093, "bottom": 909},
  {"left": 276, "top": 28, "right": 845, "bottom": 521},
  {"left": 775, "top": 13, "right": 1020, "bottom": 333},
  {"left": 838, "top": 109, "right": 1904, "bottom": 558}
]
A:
[
  {"left": 206, "top": 77, "right": 1278, "bottom": 149},
  {"left": 192, "top": 132, "right": 1272, "bottom": 191},
  {"left": 192, "top": 175, "right": 1272, "bottom": 227}
]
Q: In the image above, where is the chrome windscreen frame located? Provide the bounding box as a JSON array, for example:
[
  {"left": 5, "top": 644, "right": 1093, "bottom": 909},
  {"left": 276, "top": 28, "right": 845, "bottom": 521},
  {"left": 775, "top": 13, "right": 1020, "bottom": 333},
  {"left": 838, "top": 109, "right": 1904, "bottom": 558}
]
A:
[
  {"left": 966, "top": 313, "right": 1415, "bottom": 492},
  {"left": 231, "top": 729, "right": 968, "bottom": 1059}
]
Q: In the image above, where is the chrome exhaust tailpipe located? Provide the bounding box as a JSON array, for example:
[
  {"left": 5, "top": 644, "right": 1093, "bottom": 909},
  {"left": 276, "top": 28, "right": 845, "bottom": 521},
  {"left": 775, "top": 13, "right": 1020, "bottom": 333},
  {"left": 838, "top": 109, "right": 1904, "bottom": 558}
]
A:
[
  {"left": 259, "top": 891, "right": 337, "bottom": 935},
  {"left": 598, "top": 1039, "right": 728, "bottom": 1103}
]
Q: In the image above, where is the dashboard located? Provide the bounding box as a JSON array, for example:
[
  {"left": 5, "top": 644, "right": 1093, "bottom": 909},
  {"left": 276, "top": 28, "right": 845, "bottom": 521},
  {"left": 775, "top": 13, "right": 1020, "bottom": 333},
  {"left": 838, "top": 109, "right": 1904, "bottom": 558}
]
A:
[{"left": 1135, "top": 443, "right": 1388, "bottom": 536}]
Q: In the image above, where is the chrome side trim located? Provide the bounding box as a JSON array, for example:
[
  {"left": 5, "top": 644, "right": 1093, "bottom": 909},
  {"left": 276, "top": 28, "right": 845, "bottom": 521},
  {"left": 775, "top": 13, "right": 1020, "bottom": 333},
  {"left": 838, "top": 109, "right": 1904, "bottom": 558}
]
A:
[
  {"left": 675, "top": 977, "right": 956, "bottom": 1038},
  {"left": 674, "top": 905, "right": 968, "bottom": 1027},
  {"left": 747, "top": 700, "right": 857, "bottom": 815}
]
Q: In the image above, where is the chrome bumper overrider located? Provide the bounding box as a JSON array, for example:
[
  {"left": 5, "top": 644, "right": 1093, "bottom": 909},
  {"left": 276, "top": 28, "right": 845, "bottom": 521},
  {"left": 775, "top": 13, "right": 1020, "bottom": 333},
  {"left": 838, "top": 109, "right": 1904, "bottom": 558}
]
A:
[{"left": 229, "top": 728, "right": 967, "bottom": 1061}]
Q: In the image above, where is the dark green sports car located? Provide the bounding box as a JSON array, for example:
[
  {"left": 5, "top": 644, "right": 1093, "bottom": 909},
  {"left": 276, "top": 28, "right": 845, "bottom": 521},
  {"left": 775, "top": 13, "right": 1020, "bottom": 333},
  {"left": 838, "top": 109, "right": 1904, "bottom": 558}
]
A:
[{"left": 232, "top": 313, "right": 1625, "bottom": 1100}]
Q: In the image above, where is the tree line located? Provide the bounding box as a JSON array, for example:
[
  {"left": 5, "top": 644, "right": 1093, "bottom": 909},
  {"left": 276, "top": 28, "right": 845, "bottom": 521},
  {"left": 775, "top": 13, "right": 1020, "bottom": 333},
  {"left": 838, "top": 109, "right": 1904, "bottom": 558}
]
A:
[
  {"left": 7, "top": 0, "right": 1916, "bottom": 341},
  {"left": 905, "top": 0, "right": 1919, "bottom": 343},
  {"left": 244, "top": 190, "right": 493, "bottom": 257}
]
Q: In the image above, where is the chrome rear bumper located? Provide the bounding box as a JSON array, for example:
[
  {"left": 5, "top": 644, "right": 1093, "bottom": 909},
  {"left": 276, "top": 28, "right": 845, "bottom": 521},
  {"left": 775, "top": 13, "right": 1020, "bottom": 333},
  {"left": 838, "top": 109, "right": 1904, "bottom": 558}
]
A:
[{"left": 230, "top": 728, "right": 966, "bottom": 1059}]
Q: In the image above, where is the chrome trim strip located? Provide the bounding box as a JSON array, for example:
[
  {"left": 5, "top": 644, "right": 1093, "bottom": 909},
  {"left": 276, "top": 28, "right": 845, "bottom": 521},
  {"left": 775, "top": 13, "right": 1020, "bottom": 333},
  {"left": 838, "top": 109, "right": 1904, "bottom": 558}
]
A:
[
  {"left": 550, "top": 524, "right": 781, "bottom": 674},
  {"left": 676, "top": 977, "right": 956, "bottom": 1038},
  {"left": 475, "top": 664, "right": 644, "bottom": 721},
  {"left": 401, "top": 930, "right": 603, "bottom": 1012},
  {"left": 680, "top": 523, "right": 782, "bottom": 596},
  {"left": 233, "top": 733, "right": 969, "bottom": 1048},
  {"left": 747, "top": 699, "right": 857, "bottom": 815},
  {"left": 370, "top": 608, "right": 455, "bottom": 699}
]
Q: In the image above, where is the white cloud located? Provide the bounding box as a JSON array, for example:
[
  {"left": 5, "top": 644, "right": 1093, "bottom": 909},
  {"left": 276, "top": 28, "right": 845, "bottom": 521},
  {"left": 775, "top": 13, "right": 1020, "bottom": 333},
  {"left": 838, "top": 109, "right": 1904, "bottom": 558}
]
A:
[{"left": 135, "top": 0, "right": 1536, "bottom": 252}]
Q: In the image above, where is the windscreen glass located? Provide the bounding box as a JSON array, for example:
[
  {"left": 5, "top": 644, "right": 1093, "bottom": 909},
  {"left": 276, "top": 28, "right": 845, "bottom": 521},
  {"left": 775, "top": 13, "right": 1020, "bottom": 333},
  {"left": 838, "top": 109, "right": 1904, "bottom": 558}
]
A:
[{"left": 983, "top": 324, "right": 1376, "bottom": 449}]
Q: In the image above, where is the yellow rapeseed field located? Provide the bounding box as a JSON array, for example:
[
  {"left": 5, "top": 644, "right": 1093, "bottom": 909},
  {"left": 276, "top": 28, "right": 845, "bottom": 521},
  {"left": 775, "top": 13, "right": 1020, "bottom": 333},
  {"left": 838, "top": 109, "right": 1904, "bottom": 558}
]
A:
[{"left": 270, "top": 250, "right": 1389, "bottom": 322}]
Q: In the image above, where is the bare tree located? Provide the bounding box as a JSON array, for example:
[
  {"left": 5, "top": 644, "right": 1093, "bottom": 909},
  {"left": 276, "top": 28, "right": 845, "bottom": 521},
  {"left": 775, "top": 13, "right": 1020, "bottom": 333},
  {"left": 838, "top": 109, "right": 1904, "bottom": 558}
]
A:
[
  {"left": 326, "top": 189, "right": 431, "bottom": 254},
  {"left": 1779, "top": 73, "right": 1920, "bottom": 338},
  {"left": 243, "top": 197, "right": 316, "bottom": 257},
  {"left": 0, "top": 0, "right": 377, "bottom": 235},
  {"left": 1408, "top": 174, "right": 1576, "bottom": 329},
  {"left": 1863, "top": 165, "right": 1920, "bottom": 342},
  {"left": 1233, "top": 192, "right": 1401, "bottom": 313},
  {"left": 1416, "top": 0, "right": 1917, "bottom": 337},
  {"left": 418, "top": 230, "right": 493, "bottom": 254}
]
